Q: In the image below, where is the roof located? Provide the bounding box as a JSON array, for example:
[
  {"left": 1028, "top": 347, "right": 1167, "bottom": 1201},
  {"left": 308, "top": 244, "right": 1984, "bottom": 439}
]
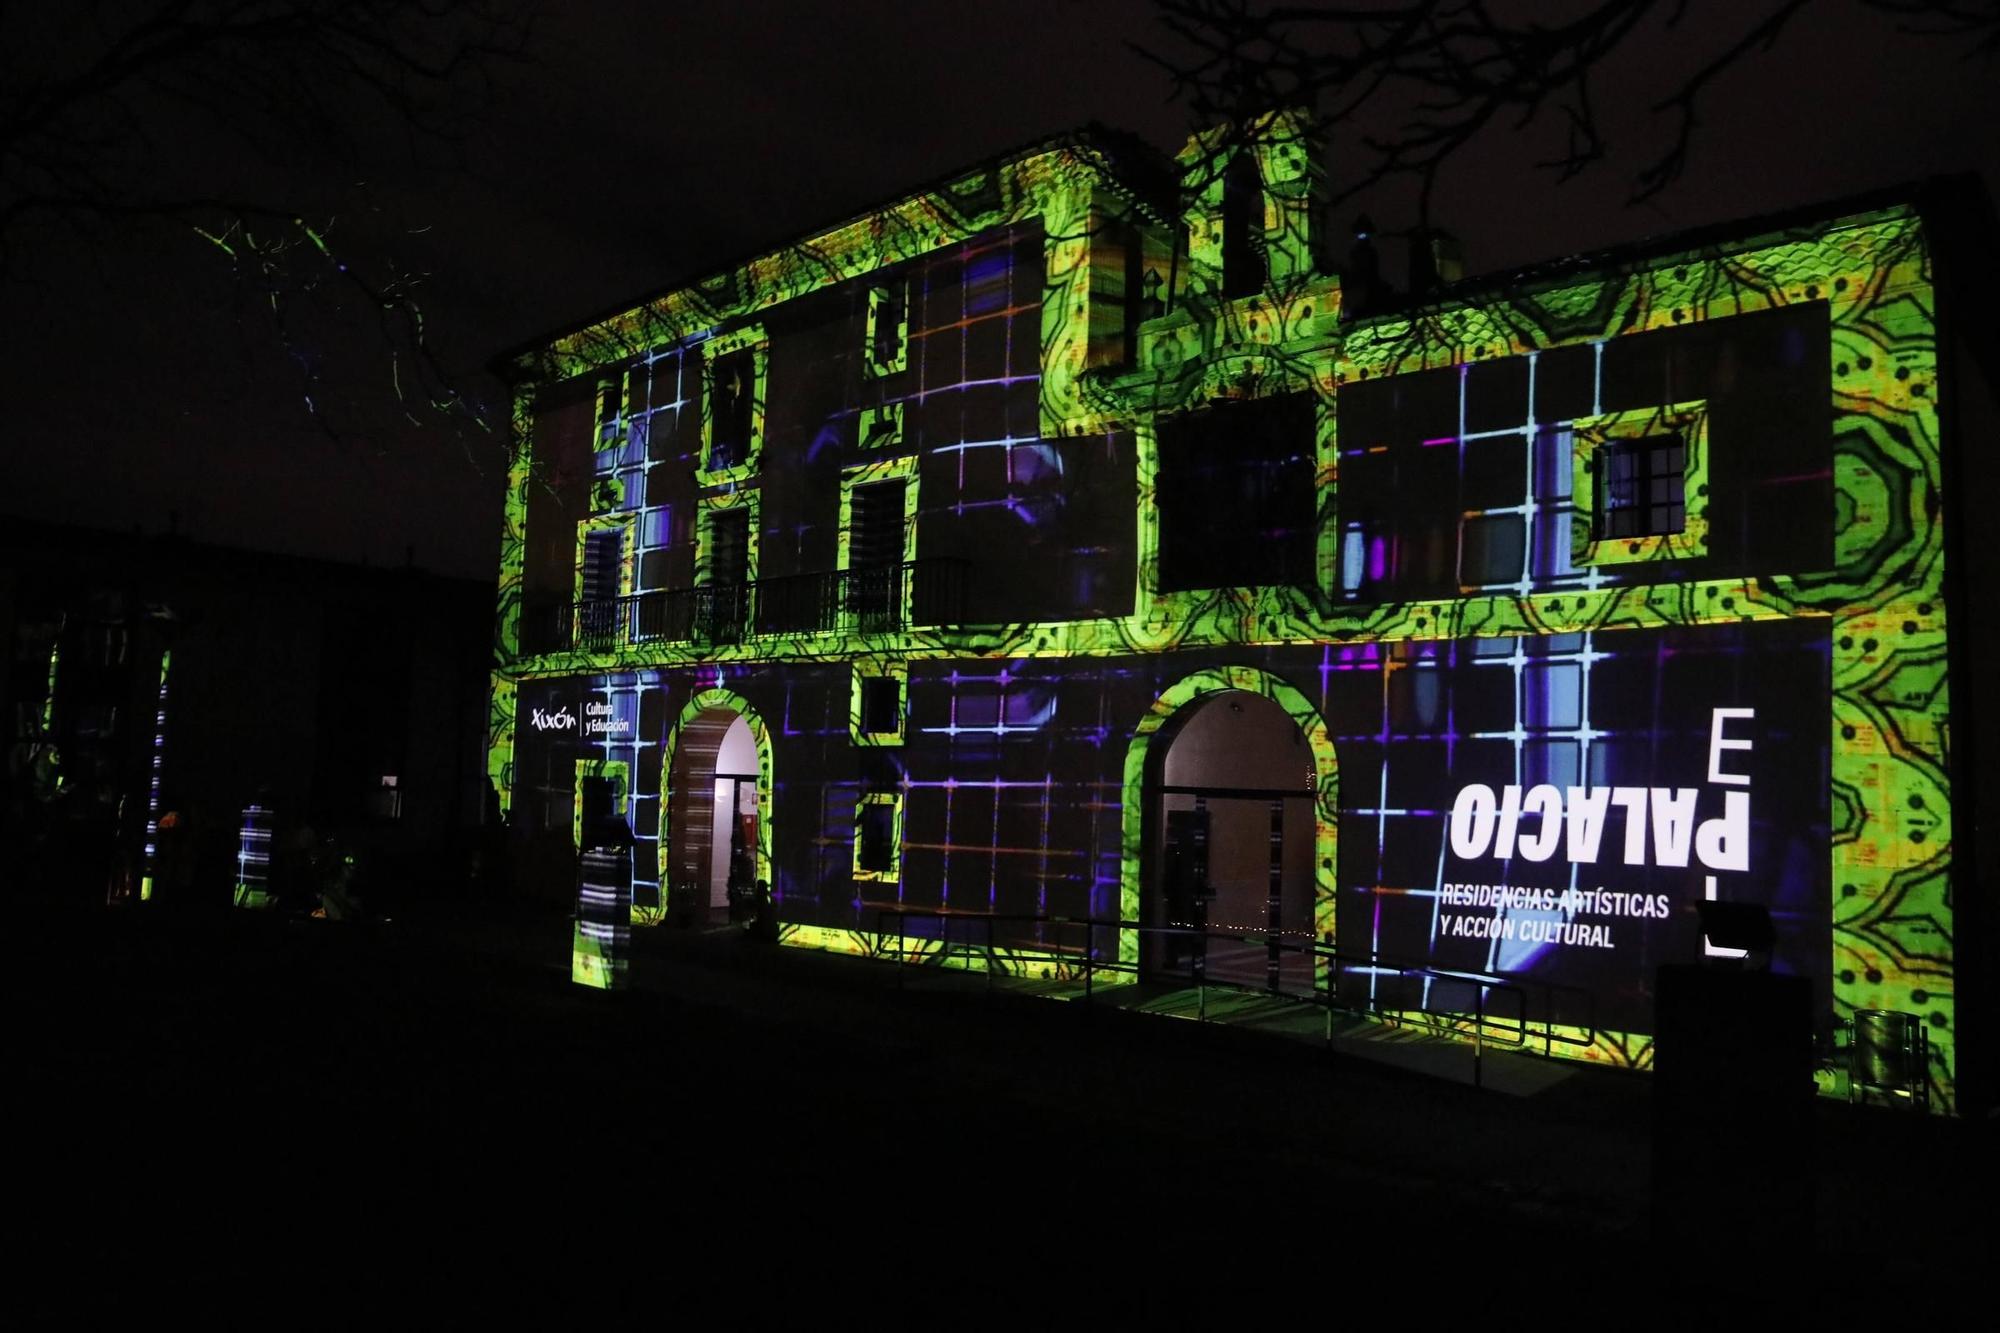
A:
[
  {"left": 1370, "top": 174, "right": 1990, "bottom": 316},
  {"left": 491, "top": 123, "right": 1180, "bottom": 377}
]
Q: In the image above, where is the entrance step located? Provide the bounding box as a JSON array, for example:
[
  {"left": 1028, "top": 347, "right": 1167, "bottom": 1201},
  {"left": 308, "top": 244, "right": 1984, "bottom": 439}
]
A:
[{"left": 1320, "top": 1014, "right": 1581, "bottom": 1096}]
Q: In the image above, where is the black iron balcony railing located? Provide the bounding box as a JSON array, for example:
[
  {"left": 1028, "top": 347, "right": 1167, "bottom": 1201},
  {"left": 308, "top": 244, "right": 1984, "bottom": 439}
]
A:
[{"left": 528, "top": 557, "right": 968, "bottom": 653}]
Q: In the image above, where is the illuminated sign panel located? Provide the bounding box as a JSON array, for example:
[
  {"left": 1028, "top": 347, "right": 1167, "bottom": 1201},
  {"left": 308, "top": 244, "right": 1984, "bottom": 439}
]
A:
[{"left": 1334, "top": 619, "right": 1831, "bottom": 1039}]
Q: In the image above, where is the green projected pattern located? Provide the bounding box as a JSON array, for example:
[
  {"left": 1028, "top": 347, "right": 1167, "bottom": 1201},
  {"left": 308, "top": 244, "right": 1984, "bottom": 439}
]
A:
[{"left": 487, "top": 125, "right": 1955, "bottom": 1105}]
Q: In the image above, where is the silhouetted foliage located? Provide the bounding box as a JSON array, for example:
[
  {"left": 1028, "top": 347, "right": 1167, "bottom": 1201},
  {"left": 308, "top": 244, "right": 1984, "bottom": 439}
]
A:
[
  {"left": 1139, "top": 0, "right": 1999, "bottom": 219},
  {"left": 1, "top": 1, "right": 531, "bottom": 443}
]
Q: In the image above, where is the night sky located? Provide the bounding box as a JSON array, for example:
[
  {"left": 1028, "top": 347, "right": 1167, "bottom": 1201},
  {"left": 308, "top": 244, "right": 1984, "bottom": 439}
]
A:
[{"left": 5, "top": 0, "right": 1994, "bottom": 580}]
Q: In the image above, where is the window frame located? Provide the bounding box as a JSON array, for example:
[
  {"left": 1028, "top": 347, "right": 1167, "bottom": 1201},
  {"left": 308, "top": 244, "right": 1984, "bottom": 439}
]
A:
[
  {"left": 864, "top": 280, "right": 909, "bottom": 377},
  {"left": 1568, "top": 400, "right": 1710, "bottom": 567},
  {"left": 693, "top": 490, "right": 759, "bottom": 644},
  {"left": 1149, "top": 389, "right": 1320, "bottom": 595},
  {"left": 571, "top": 757, "right": 630, "bottom": 853},
  {"left": 1595, "top": 435, "right": 1686, "bottom": 541},
  {"left": 852, "top": 790, "right": 904, "bottom": 883},
  {"left": 850, "top": 663, "right": 909, "bottom": 747},
  {"left": 694, "top": 491, "right": 759, "bottom": 588},
  {"left": 697, "top": 324, "right": 769, "bottom": 487},
  {"left": 836, "top": 455, "right": 920, "bottom": 633},
  {"left": 1219, "top": 147, "right": 1268, "bottom": 300},
  {"left": 573, "top": 513, "right": 635, "bottom": 612},
  {"left": 856, "top": 400, "right": 903, "bottom": 451},
  {"left": 593, "top": 370, "right": 629, "bottom": 454}
]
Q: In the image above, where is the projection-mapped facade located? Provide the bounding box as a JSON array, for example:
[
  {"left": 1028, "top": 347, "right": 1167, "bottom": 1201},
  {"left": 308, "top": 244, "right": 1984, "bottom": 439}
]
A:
[{"left": 489, "top": 115, "right": 1961, "bottom": 1107}]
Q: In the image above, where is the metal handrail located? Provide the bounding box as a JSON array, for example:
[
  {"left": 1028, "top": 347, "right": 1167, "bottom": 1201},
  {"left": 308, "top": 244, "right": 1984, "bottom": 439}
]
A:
[{"left": 862, "top": 906, "right": 1598, "bottom": 1086}]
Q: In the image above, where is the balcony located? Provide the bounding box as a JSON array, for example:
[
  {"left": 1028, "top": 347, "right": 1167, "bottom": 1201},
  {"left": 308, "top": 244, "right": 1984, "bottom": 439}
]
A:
[{"left": 524, "top": 558, "right": 968, "bottom": 654}]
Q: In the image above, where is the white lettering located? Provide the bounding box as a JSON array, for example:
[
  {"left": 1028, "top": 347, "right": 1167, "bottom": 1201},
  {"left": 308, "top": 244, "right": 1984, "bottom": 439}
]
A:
[
  {"left": 1649, "top": 788, "right": 1699, "bottom": 868},
  {"left": 1564, "top": 787, "right": 1611, "bottom": 864},
  {"left": 1610, "top": 787, "right": 1650, "bottom": 865},
  {"left": 530, "top": 705, "right": 577, "bottom": 733},
  {"left": 1449, "top": 785, "right": 1498, "bottom": 859},
  {"left": 1695, "top": 791, "right": 1750, "bottom": 872},
  {"left": 1517, "top": 785, "right": 1563, "bottom": 862},
  {"left": 1708, "top": 708, "right": 1755, "bottom": 786},
  {"left": 1702, "top": 874, "right": 1748, "bottom": 959},
  {"left": 1494, "top": 785, "right": 1524, "bottom": 860},
  {"left": 1447, "top": 709, "right": 1758, "bottom": 875}
]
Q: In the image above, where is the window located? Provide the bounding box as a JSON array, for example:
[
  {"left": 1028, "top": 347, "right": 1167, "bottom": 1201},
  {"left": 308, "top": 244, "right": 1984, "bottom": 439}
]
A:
[
  {"left": 865, "top": 281, "right": 908, "bottom": 376},
  {"left": 1221, "top": 149, "right": 1266, "bottom": 299},
  {"left": 1596, "top": 435, "right": 1686, "bottom": 540},
  {"left": 572, "top": 761, "right": 630, "bottom": 852},
  {"left": 861, "top": 677, "right": 900, "bottom": 734},
  {"left": 1335, "top": 361, "right": 1519, "bottom": 602},
  {"left": 704, "top": 508, "right": 749, "bottom": 585},
  {"left": 696, "top": 500, "right": 755, "bottom": 643},
  {"left": 1087, "top": 214, "right": 1146, "bottom": 369},
  {"left": 581, "top": 528, "right": 623, "bottom": 599},
  {"left": 857, "top": 401, "right": 902, "bottom": 450},
  {"left": 708, "top": 351, "right": 754, "bottom": 471},
  {"left": 838, "top": 456, "right": 919, "bottom": 632},
  {"left": 577, "top": 526, "right": 627, "bottom": 645},
  {"left": 847, "top": 481, "right": 906, "bottom": 633},
  {"left": 1569, "top": 400, "right": 1709, "bottom": 567},
  {"left": 699, "top": 325, "right": 768, "bottom": 484},
  {"left": 626, "top": 345, "right": 693, "bottom": 595},
  {"left": 1155, "top": 392, "right": 1315, "bottom": 592},
  {"left": 851, "top": 666, "right": 907, "bottom": 746},
  {"left": 588, "top": 363, "right": 651, "bottom": 518},
  {"left": 849, "top": 482, "right": 905, "bottom": 567},
  {"left": 594, "top": 371, "right": 626, "bottom": 451},
  {"left": 853, "top": 791, "right": 902, "bottom": 881}
]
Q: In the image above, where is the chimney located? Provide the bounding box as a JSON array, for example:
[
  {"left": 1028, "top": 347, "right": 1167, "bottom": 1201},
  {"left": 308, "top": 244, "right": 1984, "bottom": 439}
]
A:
[
  {"left": 1408, "top": 227, "right": 1466, "bottom": 297},
  {"left": 1345, "top": 214, "right": 1384, "bottom": 318}
]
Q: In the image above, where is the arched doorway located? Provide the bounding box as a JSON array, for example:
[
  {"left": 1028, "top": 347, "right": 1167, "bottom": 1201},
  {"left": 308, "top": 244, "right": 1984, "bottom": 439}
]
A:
[
  {"left": 1121, "top": 667, "right": 1337, "bottom": 993},
  {"left": 1150, "top": 691, "right": 1316, "bottom": 991},
  {"left": 660, "top": 690, "right": 772, "bottom": 926}
]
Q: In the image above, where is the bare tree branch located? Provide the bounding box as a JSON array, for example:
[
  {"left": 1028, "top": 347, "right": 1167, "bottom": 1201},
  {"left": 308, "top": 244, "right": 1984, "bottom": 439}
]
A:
[
  {"left": 1138, "top": 0, "right": 1996, "bottom": 224},
  {"left": 0, "top": 1, "right": 531, "bottom": 459}
]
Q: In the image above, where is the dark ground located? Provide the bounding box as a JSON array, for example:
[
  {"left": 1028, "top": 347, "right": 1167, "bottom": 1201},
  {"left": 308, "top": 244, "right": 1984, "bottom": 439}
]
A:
[{"left": 14, "top": 899, "right": 1986, "bottom": 1317}]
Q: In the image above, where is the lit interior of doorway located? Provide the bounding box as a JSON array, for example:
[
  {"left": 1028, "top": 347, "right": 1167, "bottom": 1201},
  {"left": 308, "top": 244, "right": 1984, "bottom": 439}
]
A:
[
  {"left": 666, "top": 705, "right": 762, "bottom": 925},
  {"left": 709, "top": 715, "right": 757, "bottom": 913},
  {"left": 1153, "top": 691, "right": 1317, "bottom": 994}
]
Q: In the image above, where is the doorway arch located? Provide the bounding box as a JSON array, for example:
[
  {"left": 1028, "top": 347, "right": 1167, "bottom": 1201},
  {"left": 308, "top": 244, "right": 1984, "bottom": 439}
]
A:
[
  {"left": 659, "top": 688, "right": 773, "bottom": 923},
  {"left": 1120, "top": 666, "right": 1337, "bottom": 979}
]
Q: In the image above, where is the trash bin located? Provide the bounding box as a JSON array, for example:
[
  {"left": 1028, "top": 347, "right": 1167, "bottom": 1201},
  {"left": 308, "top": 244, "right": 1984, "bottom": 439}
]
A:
[
  {"left": 1851, "top": 1010, "right": 1928, "bottom": 1111},
  {"left": 1652, "top": 964, "right": 1815, "bottom": 1241}
]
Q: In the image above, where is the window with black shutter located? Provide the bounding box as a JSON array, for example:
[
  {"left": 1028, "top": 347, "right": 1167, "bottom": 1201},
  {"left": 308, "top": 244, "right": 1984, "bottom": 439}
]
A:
[
  {"left": 579, "top": 528, "right": 624, "bottom": 643},
  {"left": 1221, "top": 150, "right": 1266, "bottom": 299},
  {"left": 1156, "top": 393, "right": 1315, "bottom": 591},
  {"left": 857, "top": 798, "right": 897, "bottom": 875},
  {"left": 847, "top": 479, "right": 907, "bottom": 631},
  {"left": 701, "top": 508, "right": 750, "bottom": 642},
  {"left": 860, "top": 676, "right": 900, "bottom": 736},
  {"left": 708, "top": 349, "right": 756, "bottom": 472}
]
